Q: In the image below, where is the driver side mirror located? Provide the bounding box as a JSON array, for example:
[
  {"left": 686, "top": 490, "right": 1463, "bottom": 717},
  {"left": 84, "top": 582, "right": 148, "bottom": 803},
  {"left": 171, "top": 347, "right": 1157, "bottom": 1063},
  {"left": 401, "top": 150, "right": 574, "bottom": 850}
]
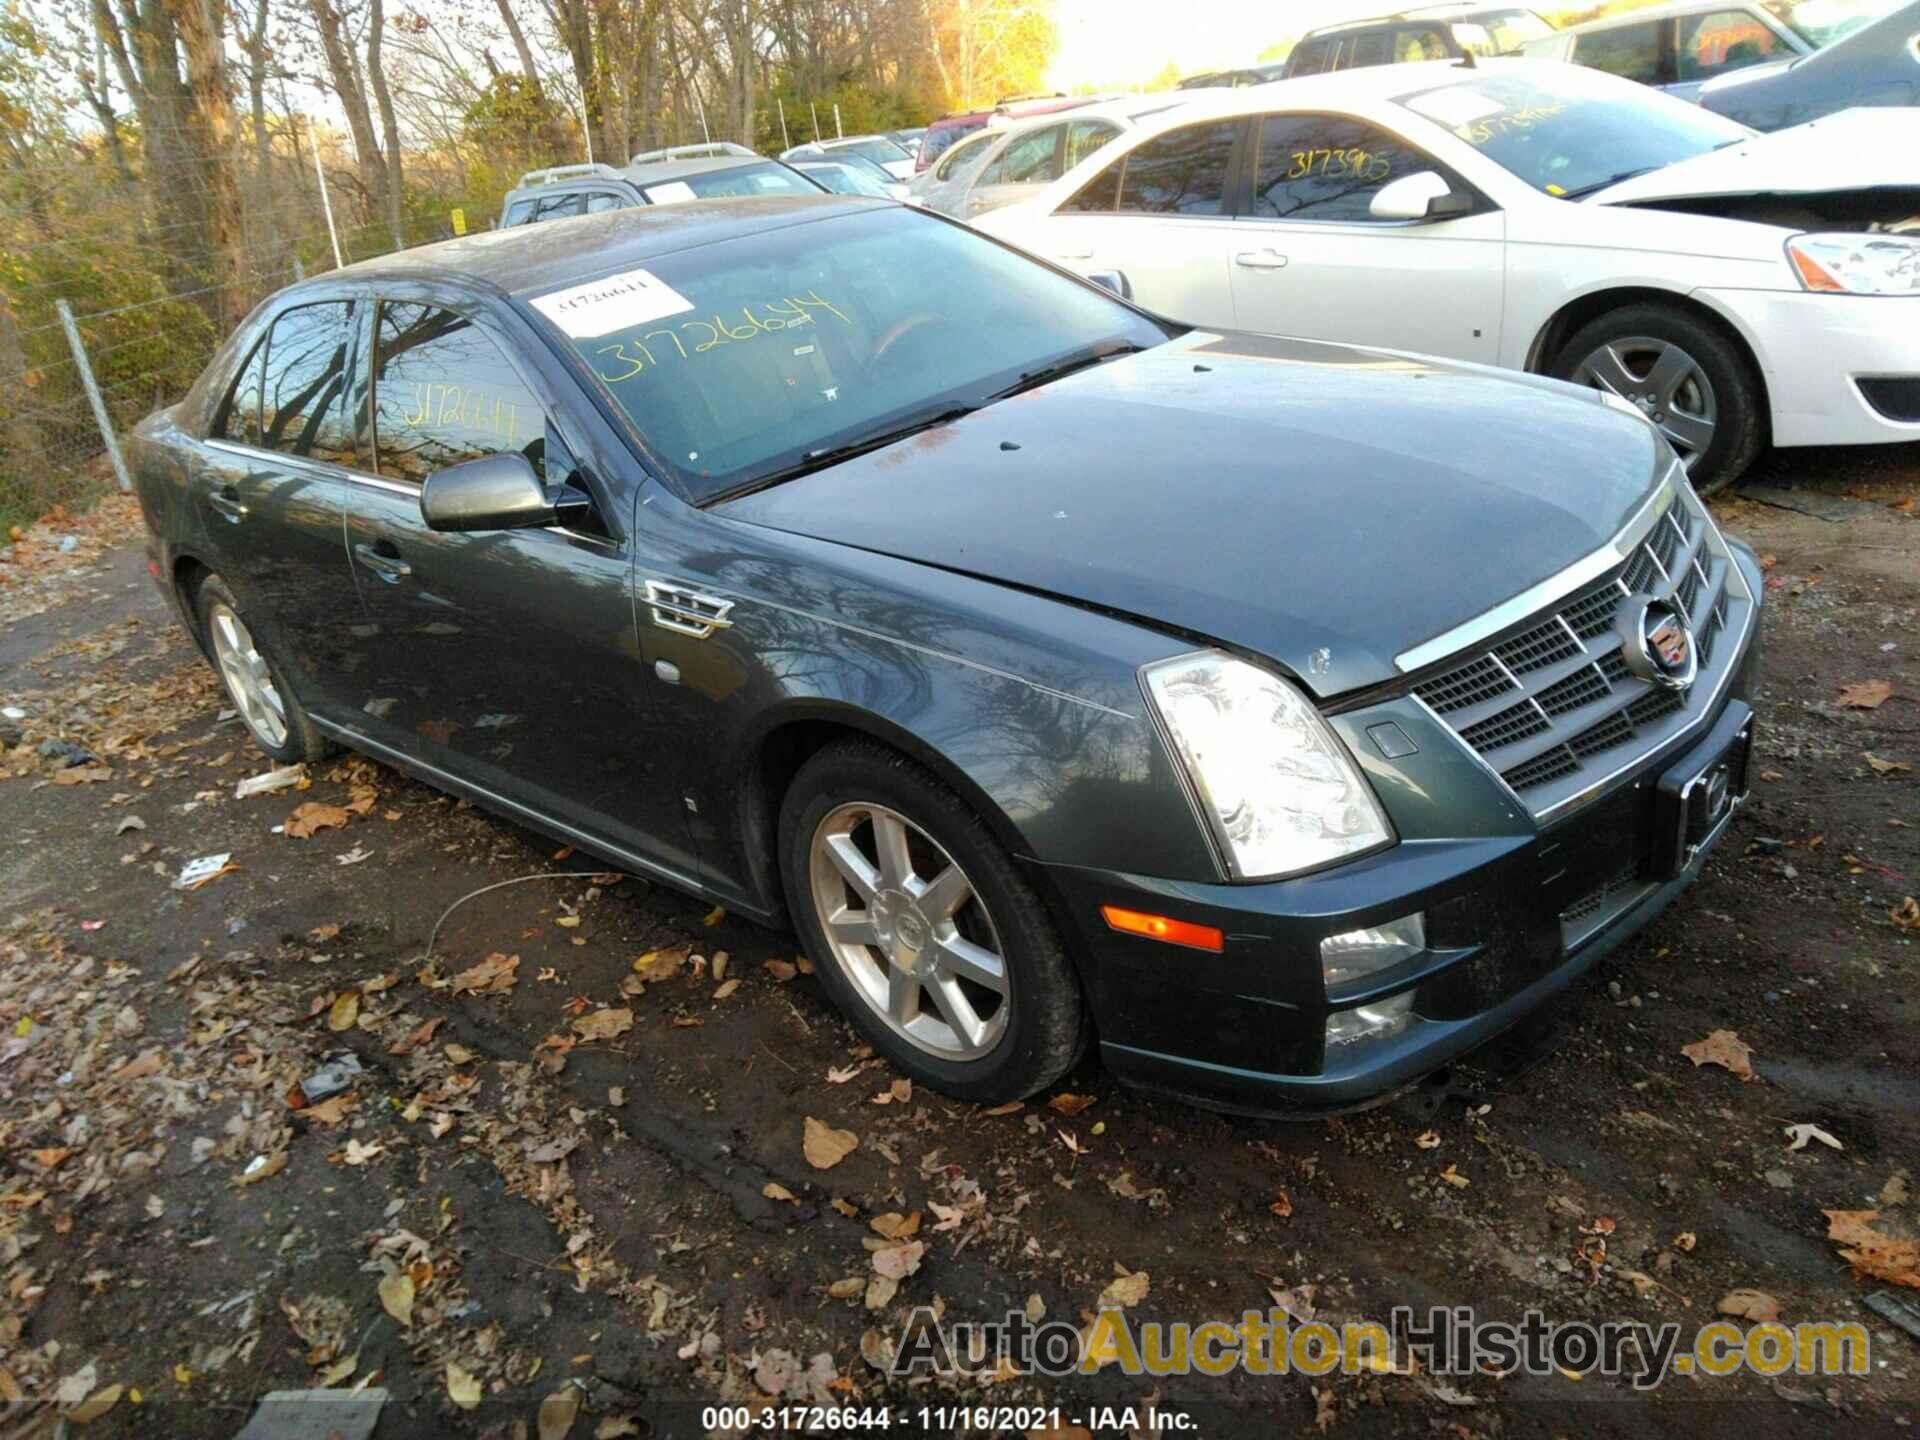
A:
[
  {"left": 1087, "top": 269, "right": 1133, "bottom": 300},
  {"left": 421, "top": 453, "right": 575, "bottom": 533},
  {"left": 1369, "top": 171, "right": 1474, "bottom": 222}
]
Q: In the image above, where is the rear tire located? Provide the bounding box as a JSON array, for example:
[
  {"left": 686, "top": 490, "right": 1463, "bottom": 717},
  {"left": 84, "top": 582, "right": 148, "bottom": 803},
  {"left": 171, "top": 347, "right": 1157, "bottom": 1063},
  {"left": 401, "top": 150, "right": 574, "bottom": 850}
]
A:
[
  {"left": 1551, "top": 302, "right": 1763, "bottom": 497},
  {"left": 779, "top": 739, "right": 1089, "bottom": 1103},
  {"left": 193, "top": 575, "right": 334, "bottom": 765}
]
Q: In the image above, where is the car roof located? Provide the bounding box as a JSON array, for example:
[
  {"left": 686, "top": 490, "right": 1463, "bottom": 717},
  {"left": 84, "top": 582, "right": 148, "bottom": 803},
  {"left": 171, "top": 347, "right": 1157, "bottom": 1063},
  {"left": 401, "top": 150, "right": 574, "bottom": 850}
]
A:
[
  {"left": 1548, "top": 0, "right": 1746, "bottom": 32},
  {"left": 1302, "top": 2, "right": 1535, "bottom": 35},
  {"left": 333, "top": 196, "right": 886, "bottom": 299},
  {"left": 1150, "top": 54, "right": 1548, "bottom": 115},
  {"left": 621, "top": 154, "right": 783, "bottom": 184}
]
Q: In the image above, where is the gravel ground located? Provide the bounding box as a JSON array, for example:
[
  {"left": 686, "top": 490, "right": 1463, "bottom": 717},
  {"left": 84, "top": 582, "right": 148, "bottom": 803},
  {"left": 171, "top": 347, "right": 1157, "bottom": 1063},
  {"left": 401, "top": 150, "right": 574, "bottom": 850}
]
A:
[{"left": 0, "top": 445, "right": 1916, "bottom": 1439}]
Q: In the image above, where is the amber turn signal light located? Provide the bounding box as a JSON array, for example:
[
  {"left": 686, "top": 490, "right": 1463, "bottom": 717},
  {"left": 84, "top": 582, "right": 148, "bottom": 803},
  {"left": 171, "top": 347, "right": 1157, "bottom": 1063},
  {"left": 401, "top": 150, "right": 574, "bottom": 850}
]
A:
[{"left": 1100, "top": 905, "right": 1224, "bottom": 953}]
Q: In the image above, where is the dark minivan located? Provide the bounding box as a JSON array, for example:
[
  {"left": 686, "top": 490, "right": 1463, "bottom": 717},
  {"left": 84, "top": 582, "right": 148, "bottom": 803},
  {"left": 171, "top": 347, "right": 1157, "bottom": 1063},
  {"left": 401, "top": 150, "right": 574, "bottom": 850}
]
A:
[{"left": 130, "top": 197, "right": 1760, "bottom": 1117}]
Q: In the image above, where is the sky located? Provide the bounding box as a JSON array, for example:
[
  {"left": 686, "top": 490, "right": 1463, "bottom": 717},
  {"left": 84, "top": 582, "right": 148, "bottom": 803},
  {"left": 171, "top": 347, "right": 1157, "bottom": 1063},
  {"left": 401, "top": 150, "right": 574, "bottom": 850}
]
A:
[{"left": 1048, "top": 0, "right": 1395, "bottom": 88}]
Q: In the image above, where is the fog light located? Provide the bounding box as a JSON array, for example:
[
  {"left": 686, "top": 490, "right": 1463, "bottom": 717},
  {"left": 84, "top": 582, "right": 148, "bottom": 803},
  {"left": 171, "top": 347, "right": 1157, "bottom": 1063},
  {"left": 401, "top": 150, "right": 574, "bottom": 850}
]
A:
[
  {"left": 1320, "top": 913, "right": 1425, "bottom": 987},
  {"left": 1325, "top": 990, "right": 1414, "bottom": 1049}
]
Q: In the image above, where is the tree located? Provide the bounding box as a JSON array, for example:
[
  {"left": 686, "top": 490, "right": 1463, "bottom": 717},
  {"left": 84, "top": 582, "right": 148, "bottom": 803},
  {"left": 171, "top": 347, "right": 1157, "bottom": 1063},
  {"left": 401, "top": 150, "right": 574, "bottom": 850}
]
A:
[
  {"left": 929, "top": 0, "right": 1055, "bottom": 108},
  {"left": 165, "top": 0, "right": 248, "bottom": 330}
]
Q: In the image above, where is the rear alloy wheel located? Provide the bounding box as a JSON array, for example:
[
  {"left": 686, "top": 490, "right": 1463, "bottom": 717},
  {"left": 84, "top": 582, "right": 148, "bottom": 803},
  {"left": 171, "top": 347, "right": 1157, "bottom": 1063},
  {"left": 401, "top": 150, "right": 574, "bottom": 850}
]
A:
[
  {"left": 1552, "top": 303, "right": 1764, "bottom": 496},
  {"left": 780, "top": 740, "right": 1088, "bottom": 1101},
  {"left": 193, "top": 575, "right": 333, "bottom": 765}
]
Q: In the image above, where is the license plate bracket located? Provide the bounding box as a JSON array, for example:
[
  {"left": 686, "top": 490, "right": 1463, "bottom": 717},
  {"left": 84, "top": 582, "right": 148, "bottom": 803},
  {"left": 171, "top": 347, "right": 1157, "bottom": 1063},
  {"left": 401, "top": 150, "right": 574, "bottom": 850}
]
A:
[{"left": 1650, "top": 701, "right": 1753, "bottom": 880}]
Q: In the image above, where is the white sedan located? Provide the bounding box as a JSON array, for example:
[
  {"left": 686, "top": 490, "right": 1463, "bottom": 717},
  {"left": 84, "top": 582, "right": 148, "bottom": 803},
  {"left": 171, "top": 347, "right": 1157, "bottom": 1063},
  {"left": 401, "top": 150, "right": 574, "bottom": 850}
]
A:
[{"left": 975, "top": 59, "right": 1920, "bottom": 492}]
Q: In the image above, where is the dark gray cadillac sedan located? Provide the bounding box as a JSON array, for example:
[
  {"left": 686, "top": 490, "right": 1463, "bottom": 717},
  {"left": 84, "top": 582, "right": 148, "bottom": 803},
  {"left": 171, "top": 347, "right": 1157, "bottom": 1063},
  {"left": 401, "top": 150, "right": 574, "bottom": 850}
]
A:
[{"left": 130, "top": 196, "right": 1761, "bottom": 1114}]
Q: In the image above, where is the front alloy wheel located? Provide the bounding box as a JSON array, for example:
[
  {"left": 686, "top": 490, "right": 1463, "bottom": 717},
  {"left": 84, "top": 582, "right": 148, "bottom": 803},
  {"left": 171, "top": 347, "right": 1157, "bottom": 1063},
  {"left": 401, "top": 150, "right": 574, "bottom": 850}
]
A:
[
  {"left": 809, "top": 801, "right": 1009, "bottom": 1060},
  {"left": 779, "top": 739, "right": 1088, "bottom": 1102},
  {"left": 1570, "top": 335, "right": 1716, "bottom": 471}
]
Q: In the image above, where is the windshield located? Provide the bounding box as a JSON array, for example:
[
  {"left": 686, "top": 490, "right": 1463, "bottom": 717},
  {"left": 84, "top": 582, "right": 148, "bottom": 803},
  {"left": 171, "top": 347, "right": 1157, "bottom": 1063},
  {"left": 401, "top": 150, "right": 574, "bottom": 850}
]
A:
[
  {"left": 799, "top": 162, "right": 894, "bottom": 198},
  {"left": 532, "top": 207, "right": 1170, "bottom": 503},
  {"left": 1398, "top": 68, "right": 1751, "bottom": 196},
  {"left": 1454, "top": 9, "right": 1554, "bottom": 52},
  {"left": 639, "top": 163, "right": 819, "bottom": 205},
  {"left": 1761, "top": 0, "right": 1904, "bottom": 45},
  {"left": 832, "top": 137, "right": 911, "bottom": 165}
]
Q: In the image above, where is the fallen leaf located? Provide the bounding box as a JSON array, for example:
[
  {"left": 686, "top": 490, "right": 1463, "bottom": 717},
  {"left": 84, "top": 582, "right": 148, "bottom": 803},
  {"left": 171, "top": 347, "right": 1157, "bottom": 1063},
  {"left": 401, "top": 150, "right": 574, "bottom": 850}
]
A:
[
  {"left": 452, "top": 952, "right": 520, "bottom": 995},
  {"left": 763, "top": 1183, "right": 799, "bottom": 1203},
  {"left": 1824, "top": 1210, "right": 1920, "bottom": 1288},
  {"left": 571, "top": 1008, "right": 634, "bottom": 1042},
  {"left": 870, "top": 1212, "right": 921, "bottom": 1240},
  {"left": 826, "top": 1065, "right": 861, "bottom": 1084},
  {"left": 765, "top": 959, "right": 798, "bottom": 982},
  {"left": 803, "top": 1117, "right": 859, "bottom": 1170},
  {"left": 1882, "top": 1175, "right": 1910, "bottom": 1208},
  {"left": 1718, "top": 1289, "right": 1782, "bottom": 1323},
  {"left": 1048, "top": 1093, "right": 1097, "bottom": 1116},
  {"left": 1674, "top": 1232, "right": 1698, "bottom": 1253},
  {"left": 233, "top": 1152, "right": 287, "bottom": 1186},
  {"left": 703, "top": 906, "right": 726, "bottom": 927},
  {"left": 379, "top": 1271, "right": 415, "bottom": 1327},
  {"left": 632, "top": 947, "right": 688, "bottom": 982},
  {"left": 1098, "top": 1267, "right": 1150, "bottom": 1309},
  {"left": 828, "top": 1277, "right": 865, "bottom": 1299},
  {"left": 1838, "top": 679, "right": 1893, "bottom": 709},
  {"left": 1270, "top": 1191, "right": 1293, "bottom": 1218},
  {"left": 1440, "top": 1164, "right": 1471, "bottom": 1189},
  {"left": 829, "top": 1198, "right": 858, "bottom": 1218},
  {"left": 341, "top": 1139, "right": 384, "bottom": 1166},
  {"left": 538, "top": 1385, "right": 581, "bottom": 1440},
  {"left": 310, "top": 922, "right": 342, "bottom": 942},
  {"left": 870, "top": 1078, "right": 912, "bottom": 1106},
  {"left": 303, "top": 1094, "right": 357, "bottom": 1127},
  {"left": 447, "top": 1362, "right": 482, "bottom": 1410},
  {"left": 1682, "top": 1029, "right": 1755, "bottom": 1081},
  {"left": 1784, "top": 1122, "right": 1843, "bottom": 1153},
  {"left": 389, "top": 1017, "right": 443, "bottom": 1055},
  {"left": 67, "top": 1383, "right": 123, "bottom": 1423},
  {"left": 1864, "top": 752, "right": 1912, "bottom": 774},
  {"left": 1892, "top": 897, "right": 1920, "bottom": 931},
  {"left": 1414, "top": 1130, "right": 1442, "bottom": 1149},
  {"left": 285, "top": 801, "right": 351, "bottom": 838},
  {"left": 871, "top": 1240, "right": 925, "bottom": 1280},
  {"left": 712, "top": 979, "right": 741, "bottom": 1001},
  {"left": 864, "top": 1274, "right": 898, "bottom": 1310},
  {"left": 327, "top": 991, "right": 360, "bottom": 1032}
]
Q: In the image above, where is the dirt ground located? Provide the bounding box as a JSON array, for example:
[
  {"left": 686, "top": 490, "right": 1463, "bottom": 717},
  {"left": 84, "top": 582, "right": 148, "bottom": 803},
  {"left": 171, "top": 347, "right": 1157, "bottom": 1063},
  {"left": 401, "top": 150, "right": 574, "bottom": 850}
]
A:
[{"left": 1, "top": 446, "right": 1916, "bottom": 1440}]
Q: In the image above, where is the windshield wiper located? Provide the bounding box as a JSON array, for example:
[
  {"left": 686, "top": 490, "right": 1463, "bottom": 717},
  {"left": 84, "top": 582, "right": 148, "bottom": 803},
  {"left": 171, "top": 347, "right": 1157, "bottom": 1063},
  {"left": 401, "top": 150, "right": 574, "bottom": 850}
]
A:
[
  {"left": 1556, "top": 165, "right": 1662, "bottom": 200},
  {"left": 987, "top": 339, "right": 1147, "bottom": 401},
  {"left": 703, "top": 403, "right": 979, "bottom": 504}
]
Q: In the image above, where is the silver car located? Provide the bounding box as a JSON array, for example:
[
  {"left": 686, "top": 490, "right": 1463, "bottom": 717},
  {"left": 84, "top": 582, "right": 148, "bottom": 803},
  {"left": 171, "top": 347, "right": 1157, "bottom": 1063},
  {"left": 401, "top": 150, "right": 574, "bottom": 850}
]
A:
[{"left": 912, "top": 97, "right": 1194, "bottom": 222}]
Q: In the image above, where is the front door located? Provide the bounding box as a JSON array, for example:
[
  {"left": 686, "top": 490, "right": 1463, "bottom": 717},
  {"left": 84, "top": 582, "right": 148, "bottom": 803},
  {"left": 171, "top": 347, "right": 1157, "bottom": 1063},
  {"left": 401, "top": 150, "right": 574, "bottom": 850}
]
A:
[
  {"left": 1228, "top": 111, "right": 1506, "bottom": 365},
  {"left": 337, "top": 294, "right": 700, "bottom": 882}
]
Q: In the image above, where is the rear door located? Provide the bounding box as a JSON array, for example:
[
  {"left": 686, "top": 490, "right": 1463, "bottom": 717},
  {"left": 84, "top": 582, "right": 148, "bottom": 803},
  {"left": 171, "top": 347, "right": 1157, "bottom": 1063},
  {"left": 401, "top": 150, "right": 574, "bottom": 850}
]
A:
[
  {"left": 337, "top": 290, "right": 699, "bottom": 878},
  {"left": 195, "top": 297, "right": 364, "bottom": 714},
  {"left": 1227, "top": 111, "right": 1505, "bottom": 363},
  {"left": 1027, "top": 118, "right": 1248, "bottom": 329},
  {"left": 1570, "top": 17, "right": 1674, "bottom": 85}
]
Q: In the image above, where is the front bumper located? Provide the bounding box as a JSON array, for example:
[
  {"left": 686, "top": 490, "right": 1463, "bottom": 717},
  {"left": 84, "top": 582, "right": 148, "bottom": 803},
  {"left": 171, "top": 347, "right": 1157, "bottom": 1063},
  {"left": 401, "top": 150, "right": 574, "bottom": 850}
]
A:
[
  {"left": 1696, "top": 286, "right": 1920, "bottom": 449},
  {"left": 1030, "top": 543, "right": 1763, "bottom": 1118}
]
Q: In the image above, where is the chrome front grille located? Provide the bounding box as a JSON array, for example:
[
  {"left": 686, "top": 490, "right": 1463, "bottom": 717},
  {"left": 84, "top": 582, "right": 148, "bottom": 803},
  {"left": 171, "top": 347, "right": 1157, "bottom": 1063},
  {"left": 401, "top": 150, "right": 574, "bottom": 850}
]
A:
[{"left": 1410, "top": 476, "right": 1754, "bottom": 819}]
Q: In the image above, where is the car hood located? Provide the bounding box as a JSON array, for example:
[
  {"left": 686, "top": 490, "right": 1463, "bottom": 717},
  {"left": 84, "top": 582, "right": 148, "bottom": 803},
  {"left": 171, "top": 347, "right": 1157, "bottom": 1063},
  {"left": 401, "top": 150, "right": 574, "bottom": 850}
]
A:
[
  {"left": 1590, "top": 107, "right": 1920, "bottom": 204},
  {"left": 719, "top": 331, "right": 1662, "bottom": 697}
]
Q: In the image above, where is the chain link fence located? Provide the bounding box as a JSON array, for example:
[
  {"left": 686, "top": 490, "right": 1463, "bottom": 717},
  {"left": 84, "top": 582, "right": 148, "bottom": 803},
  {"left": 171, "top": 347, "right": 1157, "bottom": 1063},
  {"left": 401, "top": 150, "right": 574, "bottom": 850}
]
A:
[{"left": 1, "top": 119, "right": 485, "bottom": 531}]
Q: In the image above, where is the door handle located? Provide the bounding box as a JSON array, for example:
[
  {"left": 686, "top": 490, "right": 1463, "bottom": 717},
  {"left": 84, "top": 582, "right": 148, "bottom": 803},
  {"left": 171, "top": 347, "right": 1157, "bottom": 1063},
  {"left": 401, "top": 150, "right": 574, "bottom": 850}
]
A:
[
  {"left": 207, "top": 487, "right": 248, "bottom": 522},
  {"left": 1234, "top": 249, "right": 1289, "bottom": 270},
  {"left": 353, "top": 541, "right": 412, "bottom": 583}
]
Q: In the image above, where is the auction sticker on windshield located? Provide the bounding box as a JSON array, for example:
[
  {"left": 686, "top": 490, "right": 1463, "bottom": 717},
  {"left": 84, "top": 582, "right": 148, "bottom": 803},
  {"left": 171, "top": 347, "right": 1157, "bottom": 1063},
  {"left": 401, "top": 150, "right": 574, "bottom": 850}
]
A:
[{"left": 532, "top": 267, "right": 696, "bottom": 339}]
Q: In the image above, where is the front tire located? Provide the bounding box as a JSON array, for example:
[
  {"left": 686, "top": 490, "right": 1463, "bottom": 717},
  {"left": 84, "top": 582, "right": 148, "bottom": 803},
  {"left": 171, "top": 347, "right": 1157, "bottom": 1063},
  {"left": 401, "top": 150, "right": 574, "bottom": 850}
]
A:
[
  {"left": 779, "top": 739, "right": 1088, "bottom": 1102},
  {"left": 1551, "top": 302, "right": 1763, "bottom": 497},
  {"left": 194, "top": 575, "right": 333, "bottom": 765}
]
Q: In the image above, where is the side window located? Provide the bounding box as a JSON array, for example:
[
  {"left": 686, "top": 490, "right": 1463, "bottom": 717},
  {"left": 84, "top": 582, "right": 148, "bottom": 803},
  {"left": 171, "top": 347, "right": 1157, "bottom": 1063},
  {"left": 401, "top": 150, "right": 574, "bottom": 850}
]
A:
[
  {"left": 982, "top": 126, "right": 1060, "bottom": 186},
  {"left": 1677, "top": 10, "right": 1783, "bottom": 79},
  {"left": 214, "top": 334, "right": 267, "bottom": 446},
  {"left": 1349, "top": 32, "right": 1390, "bottom": 67},
  {"left": 260, "top": 301, "right": 357, "bottom": 464},
  {"left": 1574, "top": 21, "right": 1666, "bottom": 83},
  {"left": 504, "top": 198, "right": 537, "bottom": 226},
  {"left": 1290, "top": 39, "right": 1333, "bottom": 75},
  {"left": 371, "top": 302, "right": 556, "bottom": 485},
  {"left": 586, "top": 191, "right": 627, "bottom": 213},
  {"left": 1058, "top": 154, "right": 1124, "bottom": 213},
  {"left": 1250, "top": 114, "right": 1442, "bottom": 223},
  {"left": 1394, "top": 26, "right": 1451, "bottom": 61},
  {"left": 1114, "top": 120, "right": 1240, "bottom": 216},
  {"left": 1065, "top": 120, "right": 1120, "bottom": 170},
  {"left": 536, "top": 192, "right": 586, "bottom": 222}
]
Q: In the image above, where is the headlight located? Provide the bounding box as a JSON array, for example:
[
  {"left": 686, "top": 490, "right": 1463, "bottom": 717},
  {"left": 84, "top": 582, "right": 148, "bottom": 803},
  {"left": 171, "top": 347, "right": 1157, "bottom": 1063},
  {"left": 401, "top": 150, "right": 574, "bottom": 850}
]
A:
[
  {"left": 1143, "top": 651, "right": 1393, "bottom": 881},
  {"left": 1786, "top": 233, "right": 1920, "bottom": 296}
]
